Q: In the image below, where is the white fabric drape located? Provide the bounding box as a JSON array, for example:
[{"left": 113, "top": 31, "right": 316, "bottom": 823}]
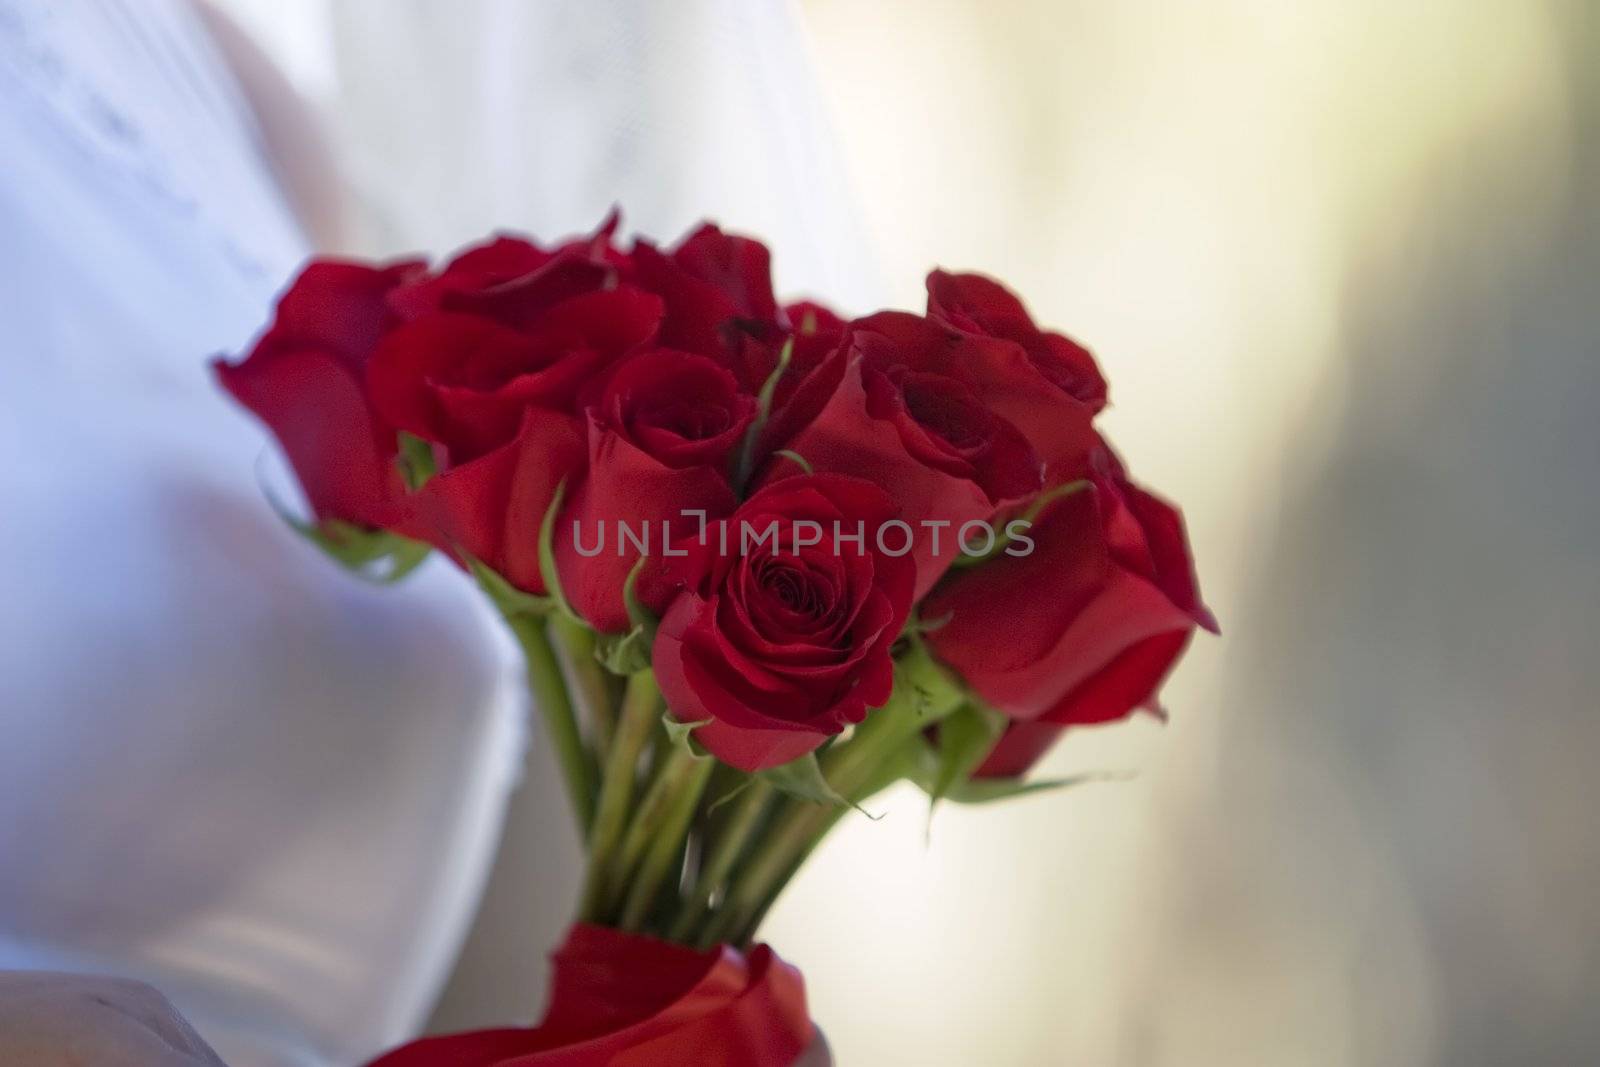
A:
[{"left": 0, "top": 2, "right": 521, "bottom": 1064}]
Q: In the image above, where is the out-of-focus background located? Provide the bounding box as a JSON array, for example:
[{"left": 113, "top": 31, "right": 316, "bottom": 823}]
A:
[{"left": 11, "top": 0, "right": 1598, "bottom": 1063}]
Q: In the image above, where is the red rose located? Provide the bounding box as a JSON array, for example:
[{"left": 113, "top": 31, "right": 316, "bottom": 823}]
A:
[
  {"left": 553, "top": 350, "right": 749, "bottom": 632},
  {"left": 923, "top": 443, "right": 1216, "bottom": 776},
  {"left": 670, "top": 222, "right": 780, "bottom": 322},
  {"left": 386, "top": 229, "right": 622, "bottom": 329},
  {"left": 722, "top": 303, "right": 852, "bottom": 470},
  {"left": 366, "top": 290, "right": 663, "bottom": 461},
  {"left": 213, "top": 258, "right": 422, "bottom": 527},
  {"left": 365, "top": 283, "right": 658, "bottom": 596},
  {"left": 925, "top": 269, "right": 1107, "bottom": 413},
  {"left": 627, "top": 223, "right": 785, "bottom": 357},
  {"left": 647, "top": 475, "right": 915, "bottom": 771},
  {"left": 366, "top": 924, "right": 815, "bottom": 1067},
  {"left": 853, "top": 286, "right": 1102, "bottom": 480},
  {"left": 769, "top": 340, "right": 1042, "bottom": 596},
  {"left": 397, "top": 409, "right": 586, "bottom": 596}
]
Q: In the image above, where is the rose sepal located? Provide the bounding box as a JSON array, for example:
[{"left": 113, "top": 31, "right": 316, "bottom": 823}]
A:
[
  {"left": 262, "top": 481, "right": 431, "bottom": 584},
  {"left": 593, "top": 557, "right": 658, "bottom": 674}
]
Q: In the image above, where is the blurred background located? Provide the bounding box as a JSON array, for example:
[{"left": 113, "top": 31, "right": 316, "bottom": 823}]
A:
[{"left": 6, "top": 0, "right": 1597, "bottom": 1063}]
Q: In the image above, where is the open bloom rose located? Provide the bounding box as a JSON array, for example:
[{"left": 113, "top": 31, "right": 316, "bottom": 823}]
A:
[
  {"left": 366, "top": 293, "right": 664, "bottom": 461},
  {"left": 922, "top": 442, "right": 1216, "bottom": 777},
  {"left": 771, "top": 314, "right": 1045, "bottom": 595},
  {"left": 837, "top": 272, "right": 1104, "bottom": 482},
  {"left": 554, "top": 350, "right": 749, "bottom": 632},
  {"left": 367, "top": 924, "right": 816, "bottom": 1067},
  {"left": 925, "top": 269, "right": 1107, "bottom": 415},
  {"left": 646, "top": 474, "right": 916, "bottom": 771},
  {"left": 213, "top": 259, "right": 422, "bottom": 528}
]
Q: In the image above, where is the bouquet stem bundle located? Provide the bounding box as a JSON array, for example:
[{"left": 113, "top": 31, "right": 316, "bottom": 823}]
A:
[{"left": 515, "top": 610, "right": 961, "bottom": 947}]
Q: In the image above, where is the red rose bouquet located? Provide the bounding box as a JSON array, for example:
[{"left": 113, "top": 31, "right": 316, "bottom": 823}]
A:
[{"left": 215, "top": 214, "right": 1213, "bottom": 1065}]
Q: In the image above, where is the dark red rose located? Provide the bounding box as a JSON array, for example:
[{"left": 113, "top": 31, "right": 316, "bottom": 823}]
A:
[
  {"left": 392, "top": 409, "right": 585, "bottom": 597},
  {"left": 626, "top": 224, "right": 829, "bottom": 377},
  {"left": 850, "top": 306, "right": 1101, "bottom": 480},
  {"left": 926, "top": 269, "right": 1107, "bottom": 412},
  {"left": 553, "top": 350, "right": 748, "bottom": 632},
  {"left": 366, "top": 288, "right": 663, "bottom": 460},
  {"left": 647, "top": 475, "right": 916, "bottom": 771},
  {"left": 923, "top": 442, "right": 1216, "bottom": 777},
  {"left": 214, "top": 258, "right": 423, "bottom": 527},
  {"left": 626, "top": 225, "right": 781, "bottom": 362},
  {"left": 729, "top": 302, "right": 852, "bottom": 459},
  {"left": 366, "top": 924, "right": 815, "bottom": 1067},
  {"left": 671, "top": 223, "right": 780, "bottom": 323},
  {"left": 769, "top": 316, "right": 1044, "bottom": 596},
  {"left": 594, "top": 349, "right": 757, "bottom": 469},
  {"left": 386, "top": 221, "right": 624, "bottom": 329}
]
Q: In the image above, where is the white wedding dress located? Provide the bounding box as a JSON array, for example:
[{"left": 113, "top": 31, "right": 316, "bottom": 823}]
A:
[{"left": 0, "top": 1, "right": 872, "bottom": 1064}]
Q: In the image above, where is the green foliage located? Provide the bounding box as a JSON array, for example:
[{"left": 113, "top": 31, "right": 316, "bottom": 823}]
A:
[
  {"left": 538, "top": 477, "right": 579, "bottom": 621},
  {"left": 396, "top": 432, "right": 437, "bottom": 491},
  {"left": 757, "top": 751, "right": 850, "bottom": 808},
  {"left": 468, "top": 558, "right": 553, "bottom": 618},
  {"left": 952, "top": 478, "right": 1093, "bottom": 568}
]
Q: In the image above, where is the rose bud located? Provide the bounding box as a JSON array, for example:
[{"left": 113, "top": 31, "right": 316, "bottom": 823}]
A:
[
  {"left": 214, "top": 258, "right": 423, "bottom": 528},
  {"left": 769, "top": 314, "right": 1044, "bottom": 597},
  {"left": 925, "top": 268, "right": 1107, "bottom": 413},
  {"left": 646, "top": 474, "right": 916, "bottom": 771},
  {"left": 628, "top": 225, "right": 782, "bottom": 358},
  {"left": 386, "top": 217, "right": 626, "bottom": 327},
  {"left": 671, "top": 222, "right": 781, "bottom": 322},
  {"left": 922, "top": 442, "right": 1217, "bottom": 777},
  {"left": 728, "top": 301, "right": 852, "bottom": 458},
  {"left": 366, "top": 924, "right": 816, "bottom": 1067},
  {"left": 553, "top": 350, "right": 750, "bottom": 632}
]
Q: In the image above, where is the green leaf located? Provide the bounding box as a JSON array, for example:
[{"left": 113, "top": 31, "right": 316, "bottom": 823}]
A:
[
  {"left": 892, "top": 638, "right": 967, "bottom": 724},
  {"left": 397, "top": 432, "right": 437, "bottom": 491},
  {"left": 662, "top": 713, "right": 713, "bottom": 761},
  {"left": 706, "top": 776, "right": 756, "bottom": 814},
  {"left": 758, "top": 750, "right": 850, "bottom": 808},
  {"left": 772, "top": 449, "right": 812, "bottom": 475},
  {"left": 754, "top": 336, "right": 795, "bottom": 419},
  {"left": 622, "top": 555, "right": 658, "bottom": 634},
  {"left": 594, "top": 626, "right": 651, "bottom": 674},
  {"left": 266, "top": 491, "right": 430, "bottom": 583},
  {"left": 901, "top": 609, "right": 952, "bottom": 638},
  {"left": 926, "top": 702, "right": 1007, "bottom": 803},
  {"left": 592, "top": 555, "right": 661, "bottom": 674},
  {"left": 469, "top": 557, "right": 553, "bottom": 618},
  {"left": 942, "top": 770, "right": 1134, "bottom": 805},
  {"left": 538, "top": 477, "right": 579, "bottom": 621},
  {"left": 952, "top": 478, "right": 1093, "bottom": 568},
  {"left": 899, "top": 732, "right": 1132, "bottom": 805},
  {"left": 733, "top": 336, "right": 795, "bottom": 490}
]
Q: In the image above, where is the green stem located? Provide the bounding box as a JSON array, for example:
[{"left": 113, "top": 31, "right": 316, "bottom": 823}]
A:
[
  {"left": 670, "top": 780, "right": 773, "bottom": 944},
  {"left": 578, "top": 672, "right": 662, "bottom": 920},
  {"left": 714, "top": 689, "right": 934, "bottom": 943},
  {"left": 602, "top": 745, "right": 702, "bottom": 917},
  {"left": 732, "top": 755, "right": 910, "bottom": 944},
  {"left": 618, "top": 757, "right": 714, "bottom": 930},
  {"left": 548, "top": 613, "right": 615, "bottom": 758},
  {"left": 508, "top": 614, "right": 597, "bottom": 837}
]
